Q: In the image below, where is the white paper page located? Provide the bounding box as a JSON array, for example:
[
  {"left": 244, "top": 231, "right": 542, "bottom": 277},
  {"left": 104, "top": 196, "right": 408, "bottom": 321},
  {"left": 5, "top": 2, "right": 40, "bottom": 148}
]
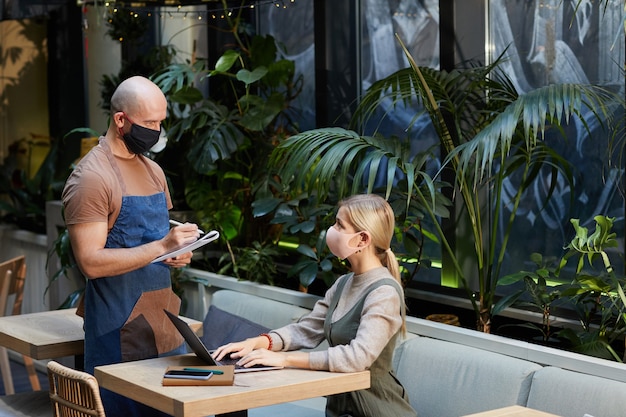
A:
[{"left": 152, "top": 230, "right": 219, "bottom": 263}]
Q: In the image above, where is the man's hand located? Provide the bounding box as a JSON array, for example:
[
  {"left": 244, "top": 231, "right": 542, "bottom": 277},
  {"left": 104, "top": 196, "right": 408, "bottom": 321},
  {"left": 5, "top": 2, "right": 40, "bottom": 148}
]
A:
[{"left": 162, "top": 251, "right": 193, "bottom": 268}]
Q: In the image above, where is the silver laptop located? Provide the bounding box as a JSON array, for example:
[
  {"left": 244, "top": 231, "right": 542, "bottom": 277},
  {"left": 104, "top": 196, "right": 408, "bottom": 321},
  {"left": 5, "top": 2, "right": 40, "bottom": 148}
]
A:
[{"left": 164, "top": 310, "right": 281, "bottom": 373}]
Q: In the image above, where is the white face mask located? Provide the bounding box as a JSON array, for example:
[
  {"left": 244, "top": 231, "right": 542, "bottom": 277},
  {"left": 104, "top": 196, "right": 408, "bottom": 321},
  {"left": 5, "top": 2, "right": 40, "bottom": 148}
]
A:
[
  {"left": 150, "top": 128, "right": 168, "bottom": 153},
  {"left": 326, "top": 226, "right": 362, "bottom": 260}
]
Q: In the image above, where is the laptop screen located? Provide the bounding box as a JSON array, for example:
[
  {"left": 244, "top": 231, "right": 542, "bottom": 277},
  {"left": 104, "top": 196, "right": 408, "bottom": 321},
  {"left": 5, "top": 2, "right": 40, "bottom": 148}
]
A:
[
  {"left": 163, "top": 309, "right": 282, "bottom": 373},
  {"left": 164, "top": 309, "right": 218, "bottom": 365}
]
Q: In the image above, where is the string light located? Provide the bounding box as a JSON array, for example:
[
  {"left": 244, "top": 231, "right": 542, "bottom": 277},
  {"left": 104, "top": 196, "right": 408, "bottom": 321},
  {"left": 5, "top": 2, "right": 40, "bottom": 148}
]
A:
[{"left": 80, "top": 0, "right": 297, "bottom": 20}]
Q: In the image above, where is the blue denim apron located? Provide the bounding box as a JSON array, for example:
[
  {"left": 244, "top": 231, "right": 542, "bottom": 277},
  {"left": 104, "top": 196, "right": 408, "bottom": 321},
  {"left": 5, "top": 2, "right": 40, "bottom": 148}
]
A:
[{"left": 84, "top": 142, "right": 185, "bottom": 417}]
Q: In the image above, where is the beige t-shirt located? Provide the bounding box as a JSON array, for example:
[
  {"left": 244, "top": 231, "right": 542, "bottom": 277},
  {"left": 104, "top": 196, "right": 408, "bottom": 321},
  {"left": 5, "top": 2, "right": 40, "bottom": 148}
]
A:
[{"left": 62, "top": 139, "right": 172, "bottom": 232}]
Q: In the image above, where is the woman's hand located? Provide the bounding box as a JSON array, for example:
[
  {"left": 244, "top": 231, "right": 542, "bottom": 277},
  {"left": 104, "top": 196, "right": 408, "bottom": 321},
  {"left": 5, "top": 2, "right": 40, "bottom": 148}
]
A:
[
  {"left": 214, "top": 337, "right": 310, "bottom": 369},
  {"left": 236, "top": 349, "right": 287, "bottom": 369},
  {"left": 213, "top": 337, "right": 262, "bottom": 361}
]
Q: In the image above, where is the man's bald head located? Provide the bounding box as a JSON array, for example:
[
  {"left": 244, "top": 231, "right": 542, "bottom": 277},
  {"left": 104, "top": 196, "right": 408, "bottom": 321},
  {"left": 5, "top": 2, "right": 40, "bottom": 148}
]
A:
[{"left": 110, "top": 76, "right": 166, "bottom": 117}]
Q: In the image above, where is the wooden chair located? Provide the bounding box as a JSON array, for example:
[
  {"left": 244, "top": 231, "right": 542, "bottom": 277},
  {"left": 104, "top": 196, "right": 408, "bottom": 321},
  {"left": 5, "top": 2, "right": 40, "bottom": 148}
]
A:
[
  {"left": 0, "top": 255, "right": 40, "bottom": 394},
  {"left": 47, "top": 360, "right": 106, "bottom": 417}
]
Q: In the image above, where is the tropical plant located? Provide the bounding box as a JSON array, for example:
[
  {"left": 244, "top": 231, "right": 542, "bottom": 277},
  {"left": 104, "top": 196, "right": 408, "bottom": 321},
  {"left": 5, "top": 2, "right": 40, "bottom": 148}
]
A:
[
  {"left": 499, "top": 253, "right": 568, "bottom": 343},
  {"left": 266, "top": 35, "right": 619, "bottom": 332},
  {"left": 47, "top": 225, "right": 83, "bottom": 309},
  {"left": 149, "top": 1, "right": 304, "bottom": 285},
  {"left": 217, "top": 241, "right": 281, "bottom": 285},
  {"left": 252, "top": 192, "right": 340, "bottom": 290},
  {"left": 555, "top": 216, "right": 626, "bottom": 361},
  {"left": 0, "top": 134, "right": 70, "bottom": 234}
]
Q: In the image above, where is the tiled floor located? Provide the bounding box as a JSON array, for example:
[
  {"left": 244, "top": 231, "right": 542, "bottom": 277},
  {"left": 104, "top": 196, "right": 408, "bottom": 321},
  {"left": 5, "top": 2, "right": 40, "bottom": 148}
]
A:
[{"left": 0, "top": 358, "right": 49, "bottom": 396}]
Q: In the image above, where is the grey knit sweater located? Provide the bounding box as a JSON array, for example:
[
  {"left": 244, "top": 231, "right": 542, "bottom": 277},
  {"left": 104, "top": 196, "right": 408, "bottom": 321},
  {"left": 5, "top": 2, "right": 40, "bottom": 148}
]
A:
[{"left": 269, "top": 266, "right": 403, "bottom": 372}]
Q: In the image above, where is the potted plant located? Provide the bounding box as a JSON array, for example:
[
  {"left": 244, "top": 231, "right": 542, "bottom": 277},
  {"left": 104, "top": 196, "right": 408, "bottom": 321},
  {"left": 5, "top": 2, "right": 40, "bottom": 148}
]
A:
[
  {"left": 555, "top": 216, "right": 626, "bottom": 361},
  {"left": 266, "top": 36, "right": 619, "bottom": 333},
  {"left": 149, "top": 0, "right": 307, "bottom": 288},
  {"left": 501, "top": 215, "right": 626, "bottom": 361},
  {"left": 498, "top": 253, "right": 568, "bottom": 344}
]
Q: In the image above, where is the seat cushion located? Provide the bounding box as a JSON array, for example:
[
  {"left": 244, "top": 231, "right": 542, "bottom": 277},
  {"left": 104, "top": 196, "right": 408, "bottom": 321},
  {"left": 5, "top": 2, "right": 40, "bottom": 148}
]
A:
[
  {"left": 526, "top": 366, "right": 626, "bottom": 417},
  {"left": 201, "top": 305, "right": 269, "bottom": 350},
  {"left": 393, "top": 337, "right": 542, "bottom": 417},
  {"left": 210, "top": 290, "right": 311, "bottom": 330}
]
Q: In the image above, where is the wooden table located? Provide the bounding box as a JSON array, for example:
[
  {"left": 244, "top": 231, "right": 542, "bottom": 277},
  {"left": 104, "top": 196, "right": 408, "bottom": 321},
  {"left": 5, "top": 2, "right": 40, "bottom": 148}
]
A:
[
  {"left": 462, "top": 405, "right": 563, "bottom": 417},
  {"left": 0, "top": 308, "right": 202, "bottom": 359},
  {"left": 95, "top": 354, "right": 370, "bottom": 417}
]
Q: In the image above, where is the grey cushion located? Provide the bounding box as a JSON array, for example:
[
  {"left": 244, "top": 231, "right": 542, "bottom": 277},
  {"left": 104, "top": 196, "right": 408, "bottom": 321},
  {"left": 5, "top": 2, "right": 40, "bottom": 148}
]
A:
[
  {"left": 393, "top": 337, "right": 542, "bottom": 417},
  {"left": 211, "top": 290, "right": 311, "bottom": 330},
  {"left": 201, "top": 305, "right": 269, "bottom": 350},
  {"left": 526, "top": 366, "right": 626, "bottom": 417}
]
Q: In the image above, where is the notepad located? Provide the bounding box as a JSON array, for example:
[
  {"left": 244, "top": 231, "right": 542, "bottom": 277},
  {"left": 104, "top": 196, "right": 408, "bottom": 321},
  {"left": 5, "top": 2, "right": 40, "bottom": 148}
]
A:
[
  {"left": 152, "top": 230, "right": 219, "bottom": 263},
  {"left": 161, "top": 365, "right": 234, "bottom": 386}
]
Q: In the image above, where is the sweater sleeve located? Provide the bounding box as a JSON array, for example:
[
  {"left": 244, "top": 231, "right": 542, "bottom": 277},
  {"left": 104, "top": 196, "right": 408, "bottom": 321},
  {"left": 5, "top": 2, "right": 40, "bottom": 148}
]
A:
[{"left": 270, "top": 285, "right": 335, "bottom": 352}]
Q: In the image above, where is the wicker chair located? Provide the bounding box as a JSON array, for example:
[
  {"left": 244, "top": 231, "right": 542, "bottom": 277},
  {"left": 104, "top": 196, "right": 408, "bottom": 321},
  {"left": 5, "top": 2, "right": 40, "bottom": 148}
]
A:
[
  {"left": 47, "top": 360, "right": 106, "bottom": 417},
  {"left": 0, "top": 255, "right": 40, "bottom": 394}
]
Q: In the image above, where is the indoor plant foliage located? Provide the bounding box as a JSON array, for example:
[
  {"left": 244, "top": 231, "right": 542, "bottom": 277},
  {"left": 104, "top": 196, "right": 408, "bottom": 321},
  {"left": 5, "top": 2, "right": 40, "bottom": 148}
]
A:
[
  {"left": 501, "top": 216, "right": 626, "bottom": 362},
  {"left": 150, "top": 3, "right": 304, "bottom": 284},
  {"left": 504, "top": 216, "right": 626, "bottom": 361},
  {"left": 498, "top": 252, "right": 567, "bottom": 344},
  {"left": 0, "top": 135, "right": 69, "bottom": 234},
  {"left": 556, "top": 216, "right": 626, "bottom": 361},
  {"left": 268, "top": 36, "right": 619, "bottom": 332}
]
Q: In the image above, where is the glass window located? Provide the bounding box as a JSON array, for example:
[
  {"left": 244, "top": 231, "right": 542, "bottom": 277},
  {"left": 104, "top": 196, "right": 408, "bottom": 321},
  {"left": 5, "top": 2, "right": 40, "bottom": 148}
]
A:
[
  {"left": 258, "top": 1, "right": 316, "bottom": 131},
  {"left": 488, "top": 0, "right": 625, "bottom": 279},
  {"left": 360, "top": 0, "right": 442, "bottom": 285}
]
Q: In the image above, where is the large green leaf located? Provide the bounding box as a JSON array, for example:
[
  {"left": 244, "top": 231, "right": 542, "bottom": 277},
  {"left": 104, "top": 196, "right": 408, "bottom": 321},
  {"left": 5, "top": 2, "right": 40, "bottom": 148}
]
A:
[
  {"left": 238, "top": 92, "right": 284, "bottom": 131},
  {"left": 169, "top": 85, "right": 204, "bottom": 105},
  {"left": 236, "top": 67, "right": 268, "bottom": 86},
  {"left": 212, "top": 50, "right": 240, "bottom": 74}
]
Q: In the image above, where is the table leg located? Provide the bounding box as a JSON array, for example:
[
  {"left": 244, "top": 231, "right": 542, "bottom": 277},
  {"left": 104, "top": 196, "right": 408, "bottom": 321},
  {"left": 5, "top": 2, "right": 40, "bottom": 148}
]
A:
[
  {"left": 74, "top": 354, "right": 84, "bottom": 371},
  {"left": 217, "top": 411, "right": 247, "bottom": 417}
]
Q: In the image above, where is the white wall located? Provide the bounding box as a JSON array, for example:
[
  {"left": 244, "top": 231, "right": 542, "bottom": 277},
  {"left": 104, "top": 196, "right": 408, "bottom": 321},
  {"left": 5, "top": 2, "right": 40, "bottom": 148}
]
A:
[
  {"left": 84, "top": 6, "right": 121, "bottom": 132},
  {"left": 83, "top": 5, "right": 206, "bottom": 131},
  {"left": 157, "top": 6, "right": 208, "bottom": 64}
]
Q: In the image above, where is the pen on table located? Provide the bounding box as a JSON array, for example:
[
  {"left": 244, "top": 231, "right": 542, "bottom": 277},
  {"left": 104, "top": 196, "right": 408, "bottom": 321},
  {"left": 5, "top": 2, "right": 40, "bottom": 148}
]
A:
[
  {"left": 183, "top": 368, "right": 223, "bottom": 374},
  {"left": 169, "top": 219, "right": 204, "bottom": 234}
]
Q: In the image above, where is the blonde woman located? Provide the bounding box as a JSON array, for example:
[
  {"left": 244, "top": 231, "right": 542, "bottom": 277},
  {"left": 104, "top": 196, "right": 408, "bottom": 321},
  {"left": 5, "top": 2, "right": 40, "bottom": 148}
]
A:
[{"left": 214, "top": 194, "right": 417, "bottom": 417}]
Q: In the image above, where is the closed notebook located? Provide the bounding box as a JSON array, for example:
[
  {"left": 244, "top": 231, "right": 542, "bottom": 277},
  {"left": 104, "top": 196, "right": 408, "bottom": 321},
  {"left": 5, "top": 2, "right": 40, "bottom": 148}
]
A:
[{"left": 161, "top": 365, "right": 235, "bottom": 386}]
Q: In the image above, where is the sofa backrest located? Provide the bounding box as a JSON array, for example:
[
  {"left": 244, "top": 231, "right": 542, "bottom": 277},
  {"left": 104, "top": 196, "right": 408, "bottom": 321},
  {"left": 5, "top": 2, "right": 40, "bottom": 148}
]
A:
[
  {"left": 211, "top": 289, "right": 312, "bottom": 330},
  {"left": 526, "top": 366, "right": 626, "bottom": 417},
  {"left": 392, "top": 337, "right": 542, "bottom": 417}
]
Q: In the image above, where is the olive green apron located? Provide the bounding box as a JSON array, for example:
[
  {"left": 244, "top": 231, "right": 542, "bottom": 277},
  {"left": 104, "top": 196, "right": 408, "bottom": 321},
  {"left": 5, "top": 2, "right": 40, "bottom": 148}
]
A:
[{"left": 324, "top": 275, "right": 417, "bottom": 417}]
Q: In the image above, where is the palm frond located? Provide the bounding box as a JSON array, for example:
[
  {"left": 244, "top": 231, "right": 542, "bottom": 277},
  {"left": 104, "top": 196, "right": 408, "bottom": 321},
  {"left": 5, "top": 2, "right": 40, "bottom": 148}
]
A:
[
  {"left": 449, "top": 84, "right": 619, "bottom": 185},
  {"left": 270, "top": 127, "right": 438, "bottom": 211}
]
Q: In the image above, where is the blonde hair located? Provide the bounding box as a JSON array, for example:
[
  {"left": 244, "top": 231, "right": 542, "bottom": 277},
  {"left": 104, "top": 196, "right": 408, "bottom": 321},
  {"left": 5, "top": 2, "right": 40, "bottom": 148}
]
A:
[{"left": 338, "top": 194, "right": 406, "bottom": 332}]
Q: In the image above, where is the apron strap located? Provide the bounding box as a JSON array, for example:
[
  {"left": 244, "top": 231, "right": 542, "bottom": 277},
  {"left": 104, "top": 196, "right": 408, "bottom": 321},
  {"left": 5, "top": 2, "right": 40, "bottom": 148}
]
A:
[{"left": 100, "top": 138, "right": 163, "bottom": 196}]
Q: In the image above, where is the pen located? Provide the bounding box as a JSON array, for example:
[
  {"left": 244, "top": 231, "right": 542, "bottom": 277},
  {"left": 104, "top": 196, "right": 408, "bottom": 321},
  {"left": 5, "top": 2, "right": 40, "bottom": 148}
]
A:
[
  {"left": 169, "top": 219, "right": 204, "bottom": 234},
  {"left": 183, "top": 367, "right": 223, "bottom": 374}
]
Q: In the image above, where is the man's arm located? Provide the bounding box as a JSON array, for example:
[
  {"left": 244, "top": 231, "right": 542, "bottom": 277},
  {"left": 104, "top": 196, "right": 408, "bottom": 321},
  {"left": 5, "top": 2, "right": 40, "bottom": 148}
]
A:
[{"left": 68, "top": 221, "right": 197, "bottom": 279}]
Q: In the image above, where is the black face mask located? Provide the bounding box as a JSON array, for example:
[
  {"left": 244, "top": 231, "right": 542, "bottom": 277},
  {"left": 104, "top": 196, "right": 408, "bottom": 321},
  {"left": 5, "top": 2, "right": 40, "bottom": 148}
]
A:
[{"left": 123, "top": 123, "right": 161, "bottom": 154}]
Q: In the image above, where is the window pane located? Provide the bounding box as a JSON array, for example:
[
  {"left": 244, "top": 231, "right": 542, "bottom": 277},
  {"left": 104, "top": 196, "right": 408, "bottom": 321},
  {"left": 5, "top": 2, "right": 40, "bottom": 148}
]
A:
[
  {"left": 489, "top": 0, "right": 625, "bottom": 279},
  {"left": 258, "top": 1, "right": 316, "bottom": 131},
  {"left": 361, "top": 0, "right": 442, "bottom": 285}
]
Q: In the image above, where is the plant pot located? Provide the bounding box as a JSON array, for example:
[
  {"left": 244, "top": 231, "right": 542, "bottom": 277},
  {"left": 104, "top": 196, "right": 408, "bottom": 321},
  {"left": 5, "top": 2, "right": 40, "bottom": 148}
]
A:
[{"left": 425, "top": 313, "right": 460, "bottom": 326}]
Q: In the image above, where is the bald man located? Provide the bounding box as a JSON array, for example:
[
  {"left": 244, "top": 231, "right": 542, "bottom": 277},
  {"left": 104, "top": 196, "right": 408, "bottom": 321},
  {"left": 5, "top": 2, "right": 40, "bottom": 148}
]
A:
[{"left": 62, "top": 76, "right": 200, "bottom": 417}]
